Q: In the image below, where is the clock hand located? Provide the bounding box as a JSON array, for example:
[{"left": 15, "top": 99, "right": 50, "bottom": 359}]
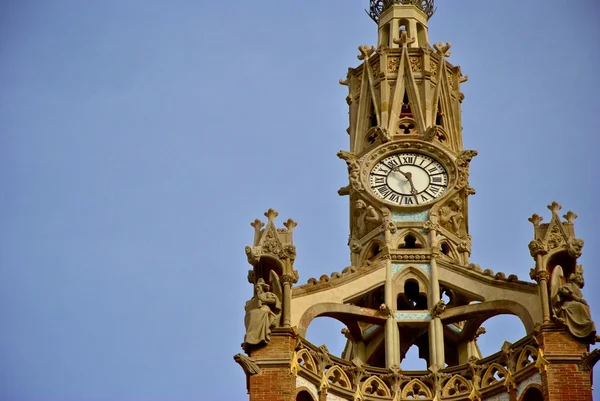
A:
[{"left": 404, "top": 171, "right": 419, "bottom": 205}]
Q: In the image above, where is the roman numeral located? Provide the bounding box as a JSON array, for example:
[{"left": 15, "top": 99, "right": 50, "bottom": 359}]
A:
[
  {"left": 386, "top": 159, "right": 399, "bottom": 167},
  {"left": 428, "top": 166, "right": 438, "bottom": 173},
  {"left": 431, "top": 176, "right": 443, "bottom": 183},
  {"left": 389, "top": 193, "right": 400, "bottom": 203},
  {"left": 429, "top": 186, "right": 440, "bottom": 194},
  {"left": 374, "top": 177, "right": 385, "bottom": 184},
  {"left": 403, "top": 197, "right": 414, "bottom": 205},
  {"left": 421, "top": 194, "right": 429, "bottom": 202},
  {"left": 377, "top": 186, "right": 392, "bottom": 198},
  {"left": 402, "top": 156, "right": 415, "bottom": 164}
]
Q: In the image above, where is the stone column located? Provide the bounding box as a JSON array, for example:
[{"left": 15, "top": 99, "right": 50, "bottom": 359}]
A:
[
  {"left": 427, "top": 222, "right": 445, "bottom": 367},
  {"left": 384, "top": 256, "right": 400, "bottom": 367},
  {"left": 535, "top": 256, "right": 551, "bottom": 324},
  {"left": 281, "top": 273, "right": 296, "bottom": 328}
]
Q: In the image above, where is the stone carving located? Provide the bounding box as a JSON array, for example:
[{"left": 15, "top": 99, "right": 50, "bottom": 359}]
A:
[
  {"left": 337, "top": 150, "right": 364, "bottom": 193},
  {"left": 439, "top": 197, "right": 464, "bottom": 234},
  {"left": 455, "top": 150, "right": 477, "bottom": 191},
  {"left": 431, "top": 300, "right": 446, "bottom": 318},
  {"left": 354, "top": 199, "right": 382, "bottom": 238},
  {"left": 379, "top": 303, "right": 393, "bottom": 318},
  {"left": 550, "top": 265, "right": 597, "bottom": 339},
  {"left": 233, "top": 353, "right": 262, "bottom": 376},
  {"left": 243, "top": 271, "right": 282, "bottom": 351},
  {"left": 381, "top": 207, "right": 397, "bottom": 234}
]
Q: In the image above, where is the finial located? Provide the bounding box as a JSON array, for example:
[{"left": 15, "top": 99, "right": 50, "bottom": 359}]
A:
[
  {"left": 366, "top": 0, "right": 436, "bottom": 23},
  {"left": 393, "top": 31, "right": 415, "bottom": 47},
  {"left": 433, "top": 42, "right": 452, "bottom": 57},
  {"left": 547, "top": 201, "right": 562, "bottom": 215},
  {"left": 264, "top": 208, "right": 279, "bottom": 222},
  {"left": 563, "top": 211, "right": 578, "bottom": 224},
  {"left": 528, "top": 213, "right": 543, "bottom": 227},
  {"left": 283, "top": 218, "right": 298, "bottom": 233}
]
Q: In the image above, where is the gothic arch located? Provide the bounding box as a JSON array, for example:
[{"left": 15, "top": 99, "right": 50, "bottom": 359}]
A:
[
  {"left": 394, "top": 228, "right": 428, "bottom": 249},
  {"left": 325, "top": 365, "right": 352, "bottom": 390},
  {"left": 393, "top": 265, "right": 430, "bottom": 296},
  {"left": 361, "top": 238, "right": 386, "bottom": 263},
  {"left": 441, "top": 374, "right": 471, "bottom": 397},
  {"left": 295, "top": 388, "right": 317, "bottom": 401},
  {"left": 297, "top": 302, "right": 385, "bottom": 337},
  {"left": 437, "top": 238, "right": 459, "bottom": 261},
  {"left": 401, "top": 378, "right": 432, "bottom": 399},
  {"left": 441, "top": 300, "right": 536, "bottom": 336},
  {"left": 361, "top": 375, "right": 391, "bottom": 397},
  {"left": 518, "top": 384, "right": 544, "bottom": 401}
]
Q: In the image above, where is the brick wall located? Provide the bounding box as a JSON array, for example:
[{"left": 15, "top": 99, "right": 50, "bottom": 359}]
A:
[
  {"left": 248, "top": 329, "right": 297, "bottom": 401},
  {"left": 538, "top": 330, "right": 593, "bottom": 401}
]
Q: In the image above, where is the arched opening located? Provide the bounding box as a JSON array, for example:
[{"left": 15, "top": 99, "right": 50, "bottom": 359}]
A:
[
  {"left": 365, "top": 242, "right": 382, "bottom": 261},
  {"left": 440, "top": 243, "right": 451, "bottom": 256},
  {"left": 399, "top": 233, "right": 423, "bottom": 249},
  {"left": 397, "top": 279, "right": 428, "bottom": 310},
  {"left": 475, "top": 315, "right": 526, "bottom": 357},
  {"left": 521, "top": 386, "right": 543, "bottom": 401},
  {"left": 547, "top": 251, "right": 577, "bottom": 286},
  {"left": 255, "top": 258, "right": 283, "bottom": 287},
  {"left": 305, "top": 317, "right": 348, "bottom": 359},
  {"left": 296, "top": 390, "right": 316, "bottom": 401}
]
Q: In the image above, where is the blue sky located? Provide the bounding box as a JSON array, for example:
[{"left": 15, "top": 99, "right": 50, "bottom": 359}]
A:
[{"left": 1, "top": 1, "right": 598, "bottom": 400}]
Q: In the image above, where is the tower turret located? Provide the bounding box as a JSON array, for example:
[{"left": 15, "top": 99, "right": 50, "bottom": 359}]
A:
[{"left": 368, "top": 0, "right": 435, "bottom": 49}]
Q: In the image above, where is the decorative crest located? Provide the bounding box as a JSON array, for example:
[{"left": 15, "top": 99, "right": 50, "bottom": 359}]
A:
[{"left": 366, "top": 0, "right": 436, "bottom": 23}]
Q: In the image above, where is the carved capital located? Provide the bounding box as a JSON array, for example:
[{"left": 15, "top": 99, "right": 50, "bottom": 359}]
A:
[
  {"left": 281, "top": 274, "right": 297, "bottom": 286},
  {"left": 535, "top": 270, "right": 549, "bottom": 282},
  {"left": 580, "top": 349, "right": 600, "bottom": 371},
  {"left": 423, "top": 220, "right": 440, "bottom": 233}
]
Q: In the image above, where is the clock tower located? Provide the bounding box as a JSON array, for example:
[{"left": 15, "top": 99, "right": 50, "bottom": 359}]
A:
[{"left": 235, "top": 2, "right": 598, "bottom": 401}]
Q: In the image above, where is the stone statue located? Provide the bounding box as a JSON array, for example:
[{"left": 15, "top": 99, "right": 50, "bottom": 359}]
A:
[
  {"left": 550, "top": 265, "right": 596, "bottom": 339},
  {"left": 243, "top": 271, "right": 282, "bottom": 350},
  {"left": 439, "top": 197, "right": 463, "bottom": 234},
  {"left": 355, "top": 199, "right": 382, "bottom": 237}
]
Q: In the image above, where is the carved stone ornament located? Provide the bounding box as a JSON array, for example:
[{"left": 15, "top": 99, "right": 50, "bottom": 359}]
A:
[
  {"left": 431, "top": 300, "right": 446, "bottom": 318},
  {"left": 337, "top": 150, "right": 364, "bottom": 193},
  {"left": 423, "top": 219, "right": 440, "bottom": 233},
  {"left": 457, "top": 235, "right": 472, "bottom": 254},
  {"left": 354, "top": 199, "right": 382, "bottom": 238},
  {"left": 550, "top": 264, "right": 597, "bottom": 340},
  {"left": 381, "top": 207, "right": 397, "bottom": 234},
  {"left": 233, "top": 353, "right": 262, "bottom": 376},
  {"left": 243, "top": 271, "right": 283, "bottom": 352},
  {"left": 439, "top": 197, "right": 464, "bottom": 234},
  {"left": 534, "top": 270, "right": 549, "bottom": 282},
  {"left": 568, "top": 238, "right": 584, "bottom": 259},
  {"left": 528, "top": 238, "right": 548, "bottom": 257},
  {"left": 454, "top": 150, "right": 477, "bottom": 191},
  {"left": 379, "top": 303, "right": 393, "bottom": 318}
]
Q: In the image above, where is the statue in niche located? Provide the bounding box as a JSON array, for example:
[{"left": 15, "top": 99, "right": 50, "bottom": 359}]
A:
[
  {"left": 439, "top": 197, "right": 463, "bottom": 234},
  {"left": 550, "top": 265, "right": 597, "bottom": 340},
  {"left": 243, "top": 270, "right": 282, "bottom": 350},
  {"left": 355, "top": 199, "right": 382, "bottom": 238}
]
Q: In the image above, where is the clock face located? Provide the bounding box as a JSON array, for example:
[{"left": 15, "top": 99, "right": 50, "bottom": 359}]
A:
[{"left": 369, "top": 152, "right": 449, "bottom": 206}]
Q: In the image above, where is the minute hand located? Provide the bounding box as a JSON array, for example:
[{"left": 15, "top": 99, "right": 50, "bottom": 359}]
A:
[{"left": 404, "top": 172, "right": 419, "bottom": 204}]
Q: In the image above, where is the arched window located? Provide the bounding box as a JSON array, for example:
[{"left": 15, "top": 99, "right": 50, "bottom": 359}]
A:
[
  {"left": 296, "top": 390, "right": 316, "bottom": 401},
  {"left": 521, "top": 386, "right": 543, "bottom": 401}
]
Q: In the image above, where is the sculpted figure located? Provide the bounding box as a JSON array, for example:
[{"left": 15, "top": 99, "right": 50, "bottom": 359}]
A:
[
  {"left": 355, "top": 199, "right": 382, "bottom": 237},
  {"left": 243, "top": 271, "right": 282, "bottom": 350},
  {"left": 550, "top": 265, "right": 596, "bottom": 339},
  {"left": 439, "top": 198, "right": 463, "bottom": 233}
]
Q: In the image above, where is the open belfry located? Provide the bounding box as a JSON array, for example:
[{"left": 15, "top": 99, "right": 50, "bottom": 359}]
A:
[{"left": 234, "top": 1, "right": 598, "bottom": 400}]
